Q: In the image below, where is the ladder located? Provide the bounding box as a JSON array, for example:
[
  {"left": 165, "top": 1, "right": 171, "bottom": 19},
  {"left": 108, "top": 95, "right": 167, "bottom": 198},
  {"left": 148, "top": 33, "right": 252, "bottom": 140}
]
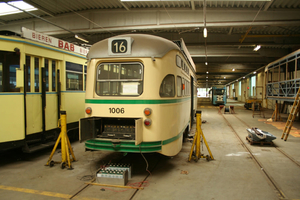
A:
[{"left": 281, "top": 87, "right": 300, "bottom": 141}]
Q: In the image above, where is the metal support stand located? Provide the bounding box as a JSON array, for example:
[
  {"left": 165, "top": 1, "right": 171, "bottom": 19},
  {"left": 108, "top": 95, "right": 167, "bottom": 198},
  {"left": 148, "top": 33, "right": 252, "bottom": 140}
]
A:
[
  {"left": 45, "top": 111, "right": 76, "bottom": 169},
  {"left": 188, "top": 111, "right": 214, "bottom": 162},
  {"left": 271, "top": 101, "right": 281, "bottom": 121},
  {"left": 252, "top": 101, "right": 265, "bottom": 118}
]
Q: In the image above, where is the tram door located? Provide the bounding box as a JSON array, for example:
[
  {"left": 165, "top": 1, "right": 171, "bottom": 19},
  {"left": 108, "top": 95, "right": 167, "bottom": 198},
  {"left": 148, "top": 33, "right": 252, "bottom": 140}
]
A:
[{"left": 25, "top": 57, "right": 59, "bottom": 143}]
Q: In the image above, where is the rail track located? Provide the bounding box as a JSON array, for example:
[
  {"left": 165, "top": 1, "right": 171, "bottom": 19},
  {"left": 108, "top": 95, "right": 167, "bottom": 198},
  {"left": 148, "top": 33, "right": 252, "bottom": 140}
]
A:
[
  {"left": 69, "top": 152, "right": 162, "bottom": 200},
  {"left": 220, "top": 113, "right": 287, "bottom": 199},
  {"left": 232, "top": 114, "right": 300, "bottom": 168}
]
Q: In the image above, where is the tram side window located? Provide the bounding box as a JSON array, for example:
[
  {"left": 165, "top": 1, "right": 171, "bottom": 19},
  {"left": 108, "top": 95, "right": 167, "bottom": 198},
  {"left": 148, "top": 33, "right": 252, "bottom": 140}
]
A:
[
  {"left": 176, "top": 56, "right": 181, "bottom": 68},
  {"left": 26, "top": 56, "right": 30, "bottom": 92},
  {"left": 0, "top": 62, "right": 2, "bottom": 92},
  {"left": 297, "top": 58, "right": 300, "bottom": 79},
  {"left": 66, "top": 62, "right": 83, "bottom": 91},
  {"left": 35, "top": 57, "right": 39, "bottom": 92},
  {"left": 0, "top": 50, "right": 20, "bottom": 92},
  {"left": 287, "top": 60, "right": 295, "bottom": 80},
  {"left": 280, "top": 64, "right": 286, "bottom": 81},
  {"left": 273, "top": 67, "right": 279, "bottom": 82},
  {"left": 84, "top": 65, "right": 87, "bottom": 91},
  {"left": 177, "top": 76, "right": 182, "bottom": 97},
  {"left": 45, "top": 59, "right": 49, "bottom": 91},
  {"left": 52, "top": 60, "right": 56, "bottom": 92},
  {"left": 159, "top": 74, "right": 175, "bottom": 97}
]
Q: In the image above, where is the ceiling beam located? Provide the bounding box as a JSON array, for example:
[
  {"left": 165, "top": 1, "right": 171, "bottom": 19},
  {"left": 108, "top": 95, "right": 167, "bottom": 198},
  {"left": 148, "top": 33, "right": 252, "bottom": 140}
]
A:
[
  {"left": 119, "top": 1, "right": 130, "bottom": 11},
  {"left": 24, "top": 0, "right": 56, "bottom": 17}
]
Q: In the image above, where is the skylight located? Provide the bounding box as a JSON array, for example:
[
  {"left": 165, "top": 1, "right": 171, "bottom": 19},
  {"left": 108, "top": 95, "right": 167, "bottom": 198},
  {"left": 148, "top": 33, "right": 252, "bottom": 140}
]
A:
[{"left": 0, "top": 1, "right": 37, "bottom": 16}]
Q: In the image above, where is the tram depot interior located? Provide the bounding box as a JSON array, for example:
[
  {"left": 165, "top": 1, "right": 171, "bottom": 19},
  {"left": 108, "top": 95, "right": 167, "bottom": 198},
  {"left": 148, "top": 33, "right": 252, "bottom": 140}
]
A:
[{"left": 0, "top": 0, "right": 300, "bottom": 200}]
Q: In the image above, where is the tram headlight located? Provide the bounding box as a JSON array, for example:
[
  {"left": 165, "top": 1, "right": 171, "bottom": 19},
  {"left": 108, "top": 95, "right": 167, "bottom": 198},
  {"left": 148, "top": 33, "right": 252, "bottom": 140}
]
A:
[
  {"left": 144, "top": 119, "right": 152, "bottom": 126},
  {"left": 144, "top": 108, "right": 152, "bottom": 116},
  {"left": 85, "top": 107, "right": 92, "bottom": 115}
]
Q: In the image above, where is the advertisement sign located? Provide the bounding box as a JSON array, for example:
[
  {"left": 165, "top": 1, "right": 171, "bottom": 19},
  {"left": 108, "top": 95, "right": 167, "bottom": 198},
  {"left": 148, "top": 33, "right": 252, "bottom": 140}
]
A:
[{"left": 21, "top": 27, "right": 89, "bottom": 56}]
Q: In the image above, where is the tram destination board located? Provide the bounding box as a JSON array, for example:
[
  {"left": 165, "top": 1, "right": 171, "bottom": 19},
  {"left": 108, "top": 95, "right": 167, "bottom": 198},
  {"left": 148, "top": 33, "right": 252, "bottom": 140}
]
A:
[{"left": 108, "top": 37, "right": 132, "bottom": 56}]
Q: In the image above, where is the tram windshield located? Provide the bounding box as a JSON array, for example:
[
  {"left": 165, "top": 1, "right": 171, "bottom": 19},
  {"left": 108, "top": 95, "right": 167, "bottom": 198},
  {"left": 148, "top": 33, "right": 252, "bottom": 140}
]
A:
[
  {"left": 96, "top": 63, "right": 143, "bottom": 96},
  {"left": 214, "top": 89, "right": 225, "bottom": 95}
]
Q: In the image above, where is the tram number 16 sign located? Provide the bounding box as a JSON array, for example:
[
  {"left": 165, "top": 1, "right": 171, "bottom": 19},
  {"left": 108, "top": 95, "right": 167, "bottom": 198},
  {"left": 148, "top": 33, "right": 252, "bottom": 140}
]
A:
[{"left": 108, "top": 37, "right": 132, "bottom": 55}]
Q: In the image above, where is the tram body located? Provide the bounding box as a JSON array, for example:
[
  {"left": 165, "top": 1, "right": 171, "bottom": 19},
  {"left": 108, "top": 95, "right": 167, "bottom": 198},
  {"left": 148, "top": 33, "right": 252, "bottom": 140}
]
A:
[
  {"left": 209, "top": 86, "right": 226, "bottom": 105},
  {"left": 265, "top": 49, "right": 300, "bottom": 100},
  {"left": 0, "top": 32, "right": 87, "bottom": 152},
  {"left": 80, "top": 34, "right": 197, "bottom": 156}
]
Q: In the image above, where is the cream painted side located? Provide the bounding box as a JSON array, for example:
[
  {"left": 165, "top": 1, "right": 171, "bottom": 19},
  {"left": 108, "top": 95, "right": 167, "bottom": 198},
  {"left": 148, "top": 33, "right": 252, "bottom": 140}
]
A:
[
  {"left": 161, "top": 137, "right": 183, "bottom": 156},
  {"left": 62, "top": 92, "right": 85, "bottom": 123},
  {"left": 0, "top": 36, "right": 86, "bottom": 144},
  {"left": 85, "top": 50, "right": 194, "bottom": 155},
  {"left": 26, "top": 94, "right": 43, "bottom": 134},
  {"left": 0, "top": 95, "right": 24, "bottom": 142},
  {"left": 45, "top": 94, "right": 58, "bottom": 130}
]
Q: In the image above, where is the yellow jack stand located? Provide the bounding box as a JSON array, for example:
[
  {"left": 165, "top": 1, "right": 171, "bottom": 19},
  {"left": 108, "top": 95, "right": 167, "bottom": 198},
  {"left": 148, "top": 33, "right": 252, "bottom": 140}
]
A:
[
  {"left": 188, "top": 111, "right": 214, "bottom": 162},
  {"left": 45, "top": 111, "right": 76, "bottom": 169}
]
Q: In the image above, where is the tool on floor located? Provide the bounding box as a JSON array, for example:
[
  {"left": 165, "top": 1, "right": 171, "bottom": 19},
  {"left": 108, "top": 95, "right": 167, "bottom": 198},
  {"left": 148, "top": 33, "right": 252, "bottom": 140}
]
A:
[
  {"left": 45, "top": 111, "right": 76, "bottom": 169},
  {"left": 281, "top": 87, "right": 300, "bottom": 141},
  {"left": 188, "top": 111, "right": 214, "bottom": 162}
]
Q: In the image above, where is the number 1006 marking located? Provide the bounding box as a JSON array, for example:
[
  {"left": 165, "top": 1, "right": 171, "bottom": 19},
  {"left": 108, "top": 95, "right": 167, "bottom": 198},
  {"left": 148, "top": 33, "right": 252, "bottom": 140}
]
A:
[
  {"left": 109, "top": 108, "right": 125, "bottom": 114},
  {"left": 112, "top": 39, "right": 127, "bottom": 53}
]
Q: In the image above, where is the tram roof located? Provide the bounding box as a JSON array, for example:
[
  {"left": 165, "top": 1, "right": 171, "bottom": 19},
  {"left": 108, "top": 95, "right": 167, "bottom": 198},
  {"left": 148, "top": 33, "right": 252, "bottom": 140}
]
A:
[
  {"left": 87, "top": 34, "right": 180, "bottom": 60},
  {"left": 265, "top": 48, "right": 300, "bottom": 71}
]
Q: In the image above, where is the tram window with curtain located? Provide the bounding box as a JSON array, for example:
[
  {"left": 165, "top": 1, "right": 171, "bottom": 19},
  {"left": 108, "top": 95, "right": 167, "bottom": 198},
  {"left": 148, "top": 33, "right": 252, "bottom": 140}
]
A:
[
  {"left": 66, "top": 61, "right": 83, "bottom": 91},
  {"left": 159, "top": 74, "right": 175, "bottom": 97},
  {"left": 177, "top": 76, "right": 182, "bottom": 97}
]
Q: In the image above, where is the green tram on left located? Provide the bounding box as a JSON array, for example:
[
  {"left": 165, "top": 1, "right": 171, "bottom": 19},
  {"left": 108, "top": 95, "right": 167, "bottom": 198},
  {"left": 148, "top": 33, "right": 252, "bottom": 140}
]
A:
[{"left": 0, "top": 29, "right": 87, "bottom": 152}]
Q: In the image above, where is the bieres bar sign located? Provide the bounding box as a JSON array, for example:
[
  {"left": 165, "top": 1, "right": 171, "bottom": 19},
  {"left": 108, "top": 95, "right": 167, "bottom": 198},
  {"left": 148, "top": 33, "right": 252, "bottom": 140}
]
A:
[{"left": 22, "top": 27, "right": 88, "bottom": 56}]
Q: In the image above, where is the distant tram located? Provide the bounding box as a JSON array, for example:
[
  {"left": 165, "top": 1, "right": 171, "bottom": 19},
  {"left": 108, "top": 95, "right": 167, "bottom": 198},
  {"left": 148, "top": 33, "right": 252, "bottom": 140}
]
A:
[
  {"left": 209, "top": 86, "right": 226, "bottom": 105},
  {"left": 0, "top": 29, "right": 87, "bottom": 152},
  {"left": 80, "top": 34, "right": 197, "bottom": 156}
]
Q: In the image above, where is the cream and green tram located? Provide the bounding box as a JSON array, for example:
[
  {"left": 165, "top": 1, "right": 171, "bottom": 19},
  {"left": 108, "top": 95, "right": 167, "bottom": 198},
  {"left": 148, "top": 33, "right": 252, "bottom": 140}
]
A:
[
  {"left": 0, "top": 33, "right": 87, "bottom": 152},
  {"left": 80, "top": 34, "right": 197, "bottom": 156}
]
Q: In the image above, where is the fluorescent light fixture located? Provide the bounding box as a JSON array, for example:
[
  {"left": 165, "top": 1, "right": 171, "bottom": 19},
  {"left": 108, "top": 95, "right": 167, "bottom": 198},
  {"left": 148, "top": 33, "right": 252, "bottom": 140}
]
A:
[
  {"left": 232, "top": 69, "right": 235, "bottom": 71},
  {"left": 253, "top": 71, "right": 257, "bottom": 74},
  {"left": 253, "top": 45, "right": 261, "bottom": 51},
  {"left": 0, "top": 1, "right": 37, "bottom": 16},
  {"left": 75, "top": 35, "right": 89, "bottom": 43},
  {"left": 203, "top": 28, "right": 207, "bottom": 38},
  {"left": 205, "top": 62, "right": 208, "bottom": 65},
  {"left": 206, "top": 71, "right": 209, "bottom": 74}
]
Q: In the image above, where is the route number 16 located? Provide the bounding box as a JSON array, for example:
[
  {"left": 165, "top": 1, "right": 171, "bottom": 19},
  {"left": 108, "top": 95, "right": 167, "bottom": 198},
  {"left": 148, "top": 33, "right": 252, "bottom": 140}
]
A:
[{"left": 112, "top": 39, "right": 127, "bottom": 53}]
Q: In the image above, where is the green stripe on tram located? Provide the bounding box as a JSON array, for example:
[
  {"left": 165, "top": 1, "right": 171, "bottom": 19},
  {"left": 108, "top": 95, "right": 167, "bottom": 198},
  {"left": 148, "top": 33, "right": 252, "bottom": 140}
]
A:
[{"left": 85, "top": 98, "right": 191, "bottom": 105}]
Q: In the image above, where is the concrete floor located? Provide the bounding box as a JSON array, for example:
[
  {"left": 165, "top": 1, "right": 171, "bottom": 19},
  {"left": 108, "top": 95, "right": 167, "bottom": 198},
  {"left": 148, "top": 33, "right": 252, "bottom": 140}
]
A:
[{"left": 0, "top": 98, "right": 300, "bottom": 200}]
